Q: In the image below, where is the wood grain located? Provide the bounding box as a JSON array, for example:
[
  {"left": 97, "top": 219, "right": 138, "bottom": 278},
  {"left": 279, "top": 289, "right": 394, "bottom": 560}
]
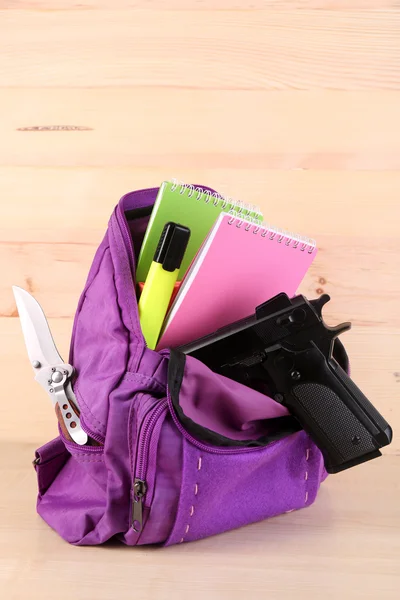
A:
[
  {"left": 2, "top": 167, "right": 400, "bottom": 240},
  {"left": 1, "top": 89, "right": 400, "bottom": 170},
  {"left": 1, "top": 10, "right": 400, "bottom": 89},
  {"left": 3, "top": 235, "right": 400, "bottom": 327},
  {"left": 2, "top": 1, "right": 399, "bottom": 9},
  {"left": 1, "top": 1, "right": 399, "bottom": 598}
]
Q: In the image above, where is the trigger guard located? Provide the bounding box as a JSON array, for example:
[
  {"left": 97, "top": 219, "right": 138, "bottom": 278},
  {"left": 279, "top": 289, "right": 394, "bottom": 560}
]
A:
[{"left": 332, "top": 338, "right": 350, "bottom": 374}]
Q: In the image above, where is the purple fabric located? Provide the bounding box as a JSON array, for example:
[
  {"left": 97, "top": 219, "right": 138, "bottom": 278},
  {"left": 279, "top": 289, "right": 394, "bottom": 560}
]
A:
[
  {"left": 35, "top": 437, "right": 69, "bottom": 498},
  {"left": 71, "top": 246, "right": 129, "bottom": 437},
  {"left": 178, "top": 355, "right": 289, "bottom": 441},
  {"left": 34, "top": 185, "right": 327, "bottom": 547},
  {"left": 166, "top": 432, "right": 323, "bottom": 545}
]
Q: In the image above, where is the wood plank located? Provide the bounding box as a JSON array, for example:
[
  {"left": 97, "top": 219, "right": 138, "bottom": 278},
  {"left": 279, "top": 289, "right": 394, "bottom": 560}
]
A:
[
  {"left": 1, "top": 10, "right": 399, "bottom": 89},
  {"left": 3, "top": 234, "right": 400, "bottom": 326},
  {"left": 1, "top": 241, "right": 93, "bottom": 318},
  {"left": 0, "top": 318, "right": 73, "bottom": 445},
  {"left": 1, "top": 317, "right": 399, "bottom": 451},
  {"left": 2, "top": 167, "right": 400, "bottom": 241},
  {"left": 1, "top": 90, "right": 400, "bottom": 170},
  {"left": 1, "top": 1, "right": 397, "bottom": 10}
]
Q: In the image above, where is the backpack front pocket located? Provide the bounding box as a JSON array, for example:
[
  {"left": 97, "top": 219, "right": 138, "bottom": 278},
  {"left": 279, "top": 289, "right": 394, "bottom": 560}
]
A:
[{"left": 165, "top": 350, "right": 326, "bottom": 544}]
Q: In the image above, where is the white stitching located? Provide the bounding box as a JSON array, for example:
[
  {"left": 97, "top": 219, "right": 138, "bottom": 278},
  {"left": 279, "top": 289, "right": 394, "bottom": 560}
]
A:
[
  {"left": 305, "top": 447, "right": 311, "bottom": 504},
  {"left": 180, "top": 456, "right": 201, "bottom": 543}
]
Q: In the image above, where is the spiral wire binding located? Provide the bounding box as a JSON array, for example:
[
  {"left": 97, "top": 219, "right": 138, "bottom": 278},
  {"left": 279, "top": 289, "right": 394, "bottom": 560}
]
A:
[
  {"left": 170, "top": 179, "right": 316, "bottom": 254},
  {"left": 236, "top": 217, "right": 316, "bottom": 254},
  {"left": 170, "top": 179, "right": 260, "bottom": 220}
]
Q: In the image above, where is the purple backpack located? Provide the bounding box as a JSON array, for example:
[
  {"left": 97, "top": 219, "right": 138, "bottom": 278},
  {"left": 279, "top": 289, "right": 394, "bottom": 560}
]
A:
[{"left": 34, "top": 186, "right": 330, "bottom": 546}]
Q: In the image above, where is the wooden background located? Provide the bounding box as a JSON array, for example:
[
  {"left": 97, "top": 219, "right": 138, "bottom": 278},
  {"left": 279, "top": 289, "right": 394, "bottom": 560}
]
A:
[{"left": 1, "top": 1, "right": 399, "bottom": 599}]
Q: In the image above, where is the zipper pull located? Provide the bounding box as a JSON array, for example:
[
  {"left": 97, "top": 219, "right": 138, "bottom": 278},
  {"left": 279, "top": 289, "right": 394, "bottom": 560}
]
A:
[{"left": 132, "top": 478, "right": 147, "bottom": 532}]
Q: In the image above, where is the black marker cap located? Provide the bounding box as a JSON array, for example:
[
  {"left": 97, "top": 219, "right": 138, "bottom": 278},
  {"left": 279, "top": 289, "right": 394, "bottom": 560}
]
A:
[{"left": 154, "top": 222, "right": 191, "bottom": 272}]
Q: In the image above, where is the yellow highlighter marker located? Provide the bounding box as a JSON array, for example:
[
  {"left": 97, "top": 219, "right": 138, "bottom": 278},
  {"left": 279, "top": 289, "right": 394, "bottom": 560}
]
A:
[{"left": 138, "top": 222, "right": 190, "bottom": 349}]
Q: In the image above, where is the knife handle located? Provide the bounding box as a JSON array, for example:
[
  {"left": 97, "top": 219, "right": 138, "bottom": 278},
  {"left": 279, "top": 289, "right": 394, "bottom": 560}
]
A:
[{"left": 55, "top": 399, "right": 100, "bottom": 446}]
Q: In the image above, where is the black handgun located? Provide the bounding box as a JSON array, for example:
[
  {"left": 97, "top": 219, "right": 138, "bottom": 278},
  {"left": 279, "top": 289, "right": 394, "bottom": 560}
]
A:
[{"left": 178, "top": 293, "right": 392, "bottom": 473}]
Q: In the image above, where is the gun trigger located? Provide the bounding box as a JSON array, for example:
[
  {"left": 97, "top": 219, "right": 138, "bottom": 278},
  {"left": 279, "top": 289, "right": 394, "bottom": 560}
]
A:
[{"left": 310, "top": 294, "right": 330, "bottom": 317}]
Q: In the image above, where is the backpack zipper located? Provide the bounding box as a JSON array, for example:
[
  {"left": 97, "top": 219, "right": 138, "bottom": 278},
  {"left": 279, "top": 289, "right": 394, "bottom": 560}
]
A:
[
  {"left": 131, "top": 478, "right": 147, "bottom": 532},
  {"left": 117, "top": 203, "right": 136, "bottom": 279},
  {"left": 131, "top": 399, "right": 168, "bottom": 532},
  {"left": 116, "top": 198, "right": 150, "bottom": 352},
  {"left": 116, "top": 189, "right": 159, "bottom": 283},
  {"left": 80, "top": 415, "right": 105, "bottom": 447}
]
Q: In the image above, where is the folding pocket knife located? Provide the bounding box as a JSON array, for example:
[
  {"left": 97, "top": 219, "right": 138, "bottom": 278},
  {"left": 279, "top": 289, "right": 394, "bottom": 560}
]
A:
[{"left": 12, "top": 286, "right": 88, "bottom": 445}]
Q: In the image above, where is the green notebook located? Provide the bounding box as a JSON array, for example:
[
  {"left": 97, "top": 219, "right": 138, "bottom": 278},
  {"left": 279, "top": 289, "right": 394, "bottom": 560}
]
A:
[{"left": 136, "top": 180, "right": 264, "bottom": 282}]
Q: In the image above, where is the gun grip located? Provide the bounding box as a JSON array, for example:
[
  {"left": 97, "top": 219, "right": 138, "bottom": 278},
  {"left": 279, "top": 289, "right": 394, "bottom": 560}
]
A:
[
  {"left": 332, "top": 362, "right": 392, "bottom": 446},
  {"left": 292, "top": 379, "right": 388, "bottom": 473}
]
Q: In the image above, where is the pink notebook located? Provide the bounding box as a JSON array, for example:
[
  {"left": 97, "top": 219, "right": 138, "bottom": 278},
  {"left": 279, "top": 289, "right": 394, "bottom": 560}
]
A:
[{"left": 157, "top": 213, "right": 317, "bottom": 350}]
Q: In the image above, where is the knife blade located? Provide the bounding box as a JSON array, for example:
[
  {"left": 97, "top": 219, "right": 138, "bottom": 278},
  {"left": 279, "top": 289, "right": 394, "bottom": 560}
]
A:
[{"left": 13, "top": 286, "right": 63, "bottom": 370}]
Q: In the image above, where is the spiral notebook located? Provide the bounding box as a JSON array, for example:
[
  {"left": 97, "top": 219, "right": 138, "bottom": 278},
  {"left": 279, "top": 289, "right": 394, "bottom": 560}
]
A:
[
  {"left": 136, "top": 180, "right": 263, "bottom": 281},
  {"left": 157, "top": 213, "right": 317, "bottom": 350}
]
